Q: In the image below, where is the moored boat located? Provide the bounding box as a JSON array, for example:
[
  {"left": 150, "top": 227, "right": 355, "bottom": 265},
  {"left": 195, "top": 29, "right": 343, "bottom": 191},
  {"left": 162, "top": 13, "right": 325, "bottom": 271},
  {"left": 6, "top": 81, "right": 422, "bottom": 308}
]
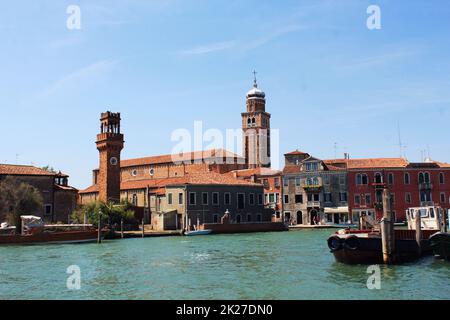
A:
[
  {"left": 327, "top": 205, "right": 444, "bottom": 264},
  {"left": 0, "top": 216, "right": 103, "bottom": 245},
  {"left": 184, "top": 229, "right": 212, "bottom": 236},
  {"left": 429, "top": 232, "right": 450, "bottom": 261}
]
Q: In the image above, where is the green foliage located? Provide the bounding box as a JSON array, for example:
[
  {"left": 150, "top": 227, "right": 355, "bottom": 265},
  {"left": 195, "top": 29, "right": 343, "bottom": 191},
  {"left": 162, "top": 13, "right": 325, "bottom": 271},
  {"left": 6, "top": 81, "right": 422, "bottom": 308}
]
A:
[
  {"left": 41, "top": 165, "right": 58, "bottom": 174},
  {"left": 0, "top": 177, "right": 43, "bottom": 227},
  {"left": 71, "top": 200, "right": 136, "bottom": 226}
]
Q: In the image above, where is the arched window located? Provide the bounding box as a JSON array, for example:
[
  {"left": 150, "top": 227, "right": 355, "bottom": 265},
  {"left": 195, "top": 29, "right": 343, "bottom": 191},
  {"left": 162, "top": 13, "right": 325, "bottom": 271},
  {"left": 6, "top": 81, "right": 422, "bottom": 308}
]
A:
[
  {"left": 439, "top": 172, "right": 445, "bottom": 184},
  {"left": 361, "top": 174, "right": 368, "bottom": 185},
  {"left": 404, "top": 172, "right": 410, "bottom": 184},
  {"left": 419, "top": 172, "right": 424, "bottom": 184},
  {"left": 132, "top": 194, "right": 138, "bottom": 206},
  {"left": 424, "top": 172, "right": 430, "bottom": 183},
  {"left": 374, "top": 172, "right": 383, "bottom": 184},
  {"left": 313, "top": 177, "right": 319, "bottom": 185}
]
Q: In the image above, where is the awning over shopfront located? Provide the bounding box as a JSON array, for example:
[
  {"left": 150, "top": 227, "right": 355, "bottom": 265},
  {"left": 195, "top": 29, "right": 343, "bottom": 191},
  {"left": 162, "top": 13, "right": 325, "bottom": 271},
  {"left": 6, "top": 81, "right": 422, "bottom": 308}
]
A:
[{"left": 324, "top": 207, "right": 348, "bottom": 214}]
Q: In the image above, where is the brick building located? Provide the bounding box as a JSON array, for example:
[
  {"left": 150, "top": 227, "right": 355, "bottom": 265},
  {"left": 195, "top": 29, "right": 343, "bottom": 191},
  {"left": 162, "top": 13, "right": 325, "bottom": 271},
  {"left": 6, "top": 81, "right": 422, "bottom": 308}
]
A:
[
  {"left": 229, "top": 167, "right": 283, "bottom": 220},
  {"left": 79, "top": 79, "right": 278, "bottom": 230},
  {"left": 0, "top": 164, "right": 78, "bottom": 223},
  {"left": 282, "top": 150, "right": 348, "bottom": 225},
  {"left": 325, "top": 157, "right": 450, "bottom": 223}
]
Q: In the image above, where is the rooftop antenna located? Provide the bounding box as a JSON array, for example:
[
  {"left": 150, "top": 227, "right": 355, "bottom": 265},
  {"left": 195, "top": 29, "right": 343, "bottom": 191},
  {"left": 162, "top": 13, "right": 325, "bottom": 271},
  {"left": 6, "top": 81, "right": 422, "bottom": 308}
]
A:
[
  {"left": 397, "top": 120, "right": 407, "bottom": 158},
  {"left": 15, "top": 153, "right": 19, "bottom": 165}
]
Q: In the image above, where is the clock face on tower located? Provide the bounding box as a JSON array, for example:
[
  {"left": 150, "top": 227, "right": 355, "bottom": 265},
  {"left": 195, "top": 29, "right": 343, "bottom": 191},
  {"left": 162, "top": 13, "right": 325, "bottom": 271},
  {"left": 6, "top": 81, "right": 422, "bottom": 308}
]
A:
[{"left": 110, "top": 157, "right": 118, "bottom": 165}]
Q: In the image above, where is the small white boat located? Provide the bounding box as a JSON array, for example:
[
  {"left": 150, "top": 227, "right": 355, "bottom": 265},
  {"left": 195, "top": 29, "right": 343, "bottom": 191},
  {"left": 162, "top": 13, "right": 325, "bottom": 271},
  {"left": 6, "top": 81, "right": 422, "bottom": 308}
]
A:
[{"left": 185, "top": 229, "right": 212, "bottom": 236}]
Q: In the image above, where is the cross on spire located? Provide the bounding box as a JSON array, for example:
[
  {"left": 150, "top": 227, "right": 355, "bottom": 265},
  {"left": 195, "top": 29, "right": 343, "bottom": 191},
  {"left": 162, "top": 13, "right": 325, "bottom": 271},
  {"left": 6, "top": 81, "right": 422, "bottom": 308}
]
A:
[{"left": 252, "top": 70, "right": 258, "bottom": 88}]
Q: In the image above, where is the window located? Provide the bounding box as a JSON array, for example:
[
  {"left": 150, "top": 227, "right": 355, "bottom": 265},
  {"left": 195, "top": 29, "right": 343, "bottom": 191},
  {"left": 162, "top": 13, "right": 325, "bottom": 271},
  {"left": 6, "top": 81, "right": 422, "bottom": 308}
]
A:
[
  {"left": 420, "top": 172, "right": 431, "bottom": 183},
  {"left": 354, "top": 195, "right": 361, "bottom": 205},
  {"left": 339, "top": 192, "right": 348, "bottom": 202},
  {"left": 131, "top": 169, "right": 138, "bottom": 177},
  {"left": 257, "top": 214, "right": 262, "bottom": 222},
  {"left": 374, "top": 172, "right": 383, "bottom": 184},
  {"left": 237, "top": 193, "right": 245, "bottom": 209},
  {"left": 339, "top": 175, "right": 345, "bottom": 185},
  {"left": 440, "top": 173, "right": 445, "bottom": 184},
  {"left": 305, "top": 162, "right": 319, "bottom": 171},
  {"left": 357, "top": 174, "right": 369, "bottom": 185},
  {"left": 365, "top": 194, "right": 371, "bottom": 205},
  {"left": 132, "top": 194, "right": 138, "bottom": 206},
  {"left": 441, "top": 193, "right": 446, "bottom": 203},
  {"left": 390, "top": 193, "right": 395, "bottom": 205},
  {"left": 247, "top": 214, "right": 252, "bottom": 222},
  {"left": 213, "top": 215, "right": 219, "bottom": 223},
  {"left": 236, "top": 214, "right": 241, "bottom": 223},
  {"left": 284, "top": 195, "right": 289, "bottom": 204},
  {"left": 189, "top": 192, "right": 196, "bottom": 205},
  {"left": 149, "top": 168, "right": 155, "bottom": 176},
  {"left": 202, "top": 192, "right": 208, "bottom": 205},
  {"left": 295, "top": 194, "right": 303, "bottom": 203},
  {"left": 424, "top": 172, "right": 430, "bottom": 183},
  {"left": 249, "top": 193, "right": 255, "bottom": 205},
  {"left": 268, "top": 193, "right": 275, "bottom": 203},
  {"left": 376, "top": 190, "right": 383, "bottom": 203},
  {"left": 224, "top": 193, "right": 231, "bottom": 205},
  {"left": 178, "top": 193, "right": 183, "bottom": 205},
  {"left": 283, "top": 178, "right": 289, "bottom": 187},
  {"left": 404, "top": 172, "right": 410, "bottom": 185},
  {"left": 419, "top": 172, "right": 424, "bottom": 183},
  {"left": 168, "top": 193, "right": 173, "bottom": 205},
  {"left": 388, "top": 173, "right": 394, "bottom": 185},
  {"left": 420, "top": 191, "right": 432, "bottom": 202},
  {"left": 308, "top": 193, "right": 320, "bottom": 202},
  {"left": 324, "top": 175, "right": 330, "bottom": 185},
  {"left": 405, "top": 193, "right": 412, "bottom": 204},
  {"left": 324, "top": 193, "right": 332, "bottom": 203},
  {"left": 44, "top": 204, "right": 52, "bottom": 215},
  {"left": 275, "top": 193, "right": 280, "bottom": 204},
  {"left": 295, "top": 177, "right": 301, "bottom": 186},
  {"left": 212, "top": 192, "right": 219, "bottom": 205},
  {"left": 258, "top": 193, "right": 263, "bottom": 205},
  {"left": 262, "top": 179, "right": 269, "bottom": 188},
  {"left": 274, "top": 178, "right": 280, "bottom": 188}
]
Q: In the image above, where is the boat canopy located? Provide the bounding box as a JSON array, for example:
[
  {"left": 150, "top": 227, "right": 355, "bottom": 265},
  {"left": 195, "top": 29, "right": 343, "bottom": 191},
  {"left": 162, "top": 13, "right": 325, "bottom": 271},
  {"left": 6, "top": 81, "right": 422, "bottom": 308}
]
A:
[{"left": 324, "top": 207, "right": 348, "bottom": 214}]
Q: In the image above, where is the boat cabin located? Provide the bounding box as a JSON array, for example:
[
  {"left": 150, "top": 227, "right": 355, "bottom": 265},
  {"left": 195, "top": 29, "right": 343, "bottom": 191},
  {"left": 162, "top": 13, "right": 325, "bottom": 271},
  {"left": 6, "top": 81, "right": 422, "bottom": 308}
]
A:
[{"left": 406, "top": 206, "right": 448, "bottom": 231}]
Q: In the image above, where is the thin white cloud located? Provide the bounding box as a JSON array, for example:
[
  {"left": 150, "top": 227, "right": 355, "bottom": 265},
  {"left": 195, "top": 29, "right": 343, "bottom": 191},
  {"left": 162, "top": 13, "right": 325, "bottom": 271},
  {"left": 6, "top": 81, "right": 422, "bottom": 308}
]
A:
[
  {"left": 243, "top": 25, "right": 305, "bottom": 51},
  {"left": 337, "top": 49, "right": 419, "bottom": 72},
  {"left": 39, "top": 59, "right": 119, "bottom": 98},
  {"left": 179, "top": 41, "right": 237, "bottom": 55}
]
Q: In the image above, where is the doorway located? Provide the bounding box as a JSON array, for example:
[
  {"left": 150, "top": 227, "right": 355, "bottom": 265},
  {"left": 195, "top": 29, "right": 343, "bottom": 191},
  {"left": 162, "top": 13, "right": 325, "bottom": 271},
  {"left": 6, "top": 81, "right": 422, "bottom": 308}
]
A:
[
  {"left": 296, "top": 211, "right": 303, "bottom": 225},
  {"left": 310, "top": 210, "right": 318, "bottom": 225},
  {"left": 333, "top": 213, "right": 340, "bottom": 224}
]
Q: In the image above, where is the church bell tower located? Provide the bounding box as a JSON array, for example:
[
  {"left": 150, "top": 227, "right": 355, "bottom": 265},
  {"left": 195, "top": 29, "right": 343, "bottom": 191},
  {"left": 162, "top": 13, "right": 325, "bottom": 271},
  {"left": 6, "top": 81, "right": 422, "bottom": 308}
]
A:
[
  {"left": 242, "top": 72, "right": 271, "bottom": 168},
  {"left": 96, "top": 111, "right": 124, "bottom": 203}
]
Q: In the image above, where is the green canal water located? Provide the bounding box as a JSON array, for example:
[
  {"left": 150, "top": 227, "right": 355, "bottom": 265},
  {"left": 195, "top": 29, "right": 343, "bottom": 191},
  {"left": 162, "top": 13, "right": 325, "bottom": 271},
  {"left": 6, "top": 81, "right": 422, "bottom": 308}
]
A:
[{"left": 0, "top": 229, "right": 449, "bottom": 300}]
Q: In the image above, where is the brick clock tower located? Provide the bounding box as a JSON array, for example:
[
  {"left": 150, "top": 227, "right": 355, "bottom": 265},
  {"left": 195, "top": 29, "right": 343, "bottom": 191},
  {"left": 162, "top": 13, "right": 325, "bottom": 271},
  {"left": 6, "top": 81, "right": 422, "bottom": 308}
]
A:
[
  {"left": 96, "top": 111, "right": 124, "bottom": 203},
  {"left": 242, "top": 73, "right": 271, "bottom": 168}
]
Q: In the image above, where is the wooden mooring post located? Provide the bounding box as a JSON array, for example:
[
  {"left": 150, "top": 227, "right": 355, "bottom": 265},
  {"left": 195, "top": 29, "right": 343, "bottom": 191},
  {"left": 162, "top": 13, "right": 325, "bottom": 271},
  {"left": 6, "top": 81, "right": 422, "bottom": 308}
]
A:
[
  {"left": 415, "top": 209, "right": 422, "bottom": 256},
  {"left": 97, "top": 210, "right": 102, "bottom": 244},
  {"left": 120, "top": 218, "right": 124, "bottom": 239},
  {"left": 381, "top": 188, "right": 395, "bottom": 264},
  {"left": 142, "top": 218, "right": 145, "bottom": 238}
]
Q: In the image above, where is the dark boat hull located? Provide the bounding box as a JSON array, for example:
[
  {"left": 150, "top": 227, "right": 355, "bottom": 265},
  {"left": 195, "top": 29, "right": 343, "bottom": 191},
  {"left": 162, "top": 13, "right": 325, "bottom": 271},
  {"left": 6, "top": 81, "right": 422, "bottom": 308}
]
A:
[
  {"left": 330, "top": 236, "right": 433, "bottom": 265},
  {"left": 0, "top": 230, "right": 100, "bottom": 245},
  {"left": 429, "top": 232, "right": 450, "bottom": 261}
]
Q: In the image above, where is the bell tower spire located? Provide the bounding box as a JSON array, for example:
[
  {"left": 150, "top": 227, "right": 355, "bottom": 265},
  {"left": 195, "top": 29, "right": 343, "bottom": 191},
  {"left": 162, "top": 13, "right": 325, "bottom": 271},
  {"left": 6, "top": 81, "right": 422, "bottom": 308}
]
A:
[{"left": 241, "top": 72, "right": 271, "bottom": 168}]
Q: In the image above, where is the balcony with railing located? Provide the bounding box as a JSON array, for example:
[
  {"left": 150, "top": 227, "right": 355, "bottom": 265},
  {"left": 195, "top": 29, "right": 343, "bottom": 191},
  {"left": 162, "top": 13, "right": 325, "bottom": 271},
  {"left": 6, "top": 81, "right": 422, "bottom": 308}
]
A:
[
  {"left": 307, "top": 201, "right": 321, "bottom": 208},
  {"left": 419, "top": 182, "right": 433, "bottom": 190},
  {"left": 301, "top": 178, "right": 323, "bottom": 191}
]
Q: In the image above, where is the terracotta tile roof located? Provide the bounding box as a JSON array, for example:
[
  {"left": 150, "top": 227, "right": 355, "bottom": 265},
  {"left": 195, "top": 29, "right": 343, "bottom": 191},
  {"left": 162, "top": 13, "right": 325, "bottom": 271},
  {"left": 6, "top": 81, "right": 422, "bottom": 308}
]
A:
[
  {"left": 282, "top": 166, "right": 301, "bottom": 174},
  {"left": 284, "top": 149, "right": 309, "bottom": 156},
  {"left": 79, "top": 171, "right": 261, "bottom": 194},
  {"left": 436, "top": 162, "right": 450, "bottom": 168},
  {"left": 54, "top": 184, "right": 78, "bottom": 192},
  {"left": 231, "top": 167, "right": 282, "bottom": 177},
  {"left": 120, "top": 149, "right": 243, "bottom": 168},
  {"left": 0, "top": 164, "right": 57, "bottom": 176},
  {"left": 324, "top": 158, "right": 409, "bottom": 169}
]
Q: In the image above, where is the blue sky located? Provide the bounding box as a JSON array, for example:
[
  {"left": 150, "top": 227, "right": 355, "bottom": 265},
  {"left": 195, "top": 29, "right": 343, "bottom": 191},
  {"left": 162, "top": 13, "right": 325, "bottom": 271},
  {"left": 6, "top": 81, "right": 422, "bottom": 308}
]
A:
[{"left": 1, "top": 0, "right": 449, "bottom": 188}]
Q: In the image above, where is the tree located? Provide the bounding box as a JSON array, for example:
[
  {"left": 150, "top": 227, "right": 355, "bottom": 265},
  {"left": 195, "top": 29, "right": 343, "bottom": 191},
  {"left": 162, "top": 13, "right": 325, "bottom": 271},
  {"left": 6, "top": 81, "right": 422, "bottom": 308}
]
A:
[
  {"left": 0, "top": 177, "right": 43, "bottom": 228},
  {"left": 41, "top": 165, "right": 58, "bottom": 174},
  {"left": 71, "top": 200, "right": 136, "bottom": 227}
]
